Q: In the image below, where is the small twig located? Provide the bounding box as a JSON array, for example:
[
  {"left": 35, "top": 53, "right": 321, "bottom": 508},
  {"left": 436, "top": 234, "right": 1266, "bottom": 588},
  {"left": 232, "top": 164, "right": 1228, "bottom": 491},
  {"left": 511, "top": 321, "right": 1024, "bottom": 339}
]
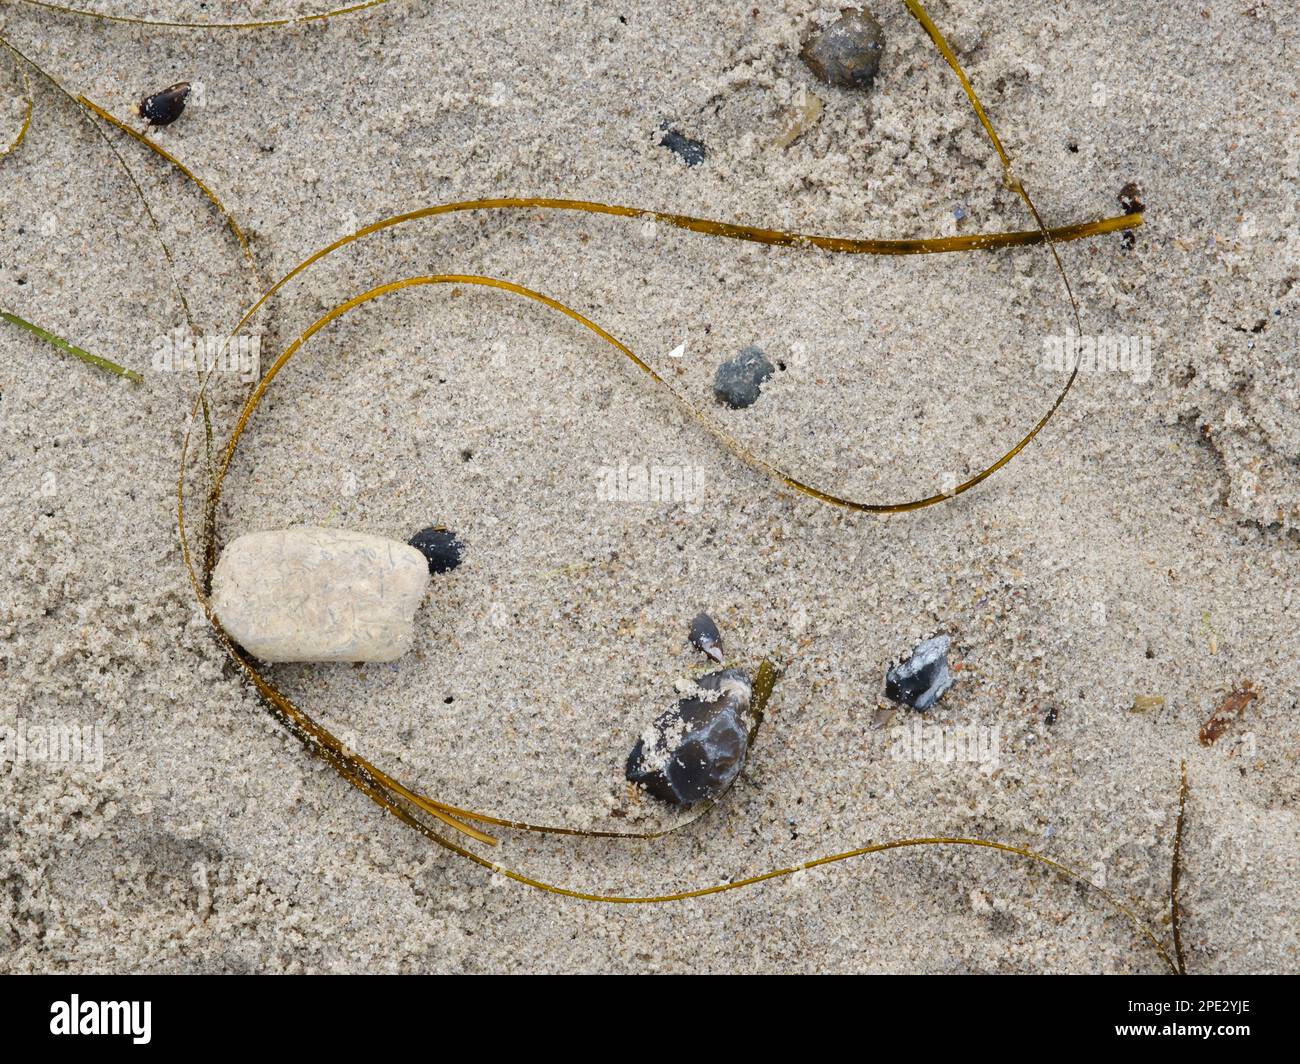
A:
[{"left": 1170, "top": 760, "right": 1189, "bottom": 975}]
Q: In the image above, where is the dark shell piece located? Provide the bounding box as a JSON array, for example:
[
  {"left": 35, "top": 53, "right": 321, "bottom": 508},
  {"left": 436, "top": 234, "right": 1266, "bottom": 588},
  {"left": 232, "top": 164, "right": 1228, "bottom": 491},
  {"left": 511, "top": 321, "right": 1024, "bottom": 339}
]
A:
[
  {"left": 626, "top": 669, "right": 753, "bottom": 806},
  {"left": 138, "top": 82, "right": 191, "bottom": 127},
  {"left": 688, "top": 611, "right": 724, "bottom": 663},
  {"left": 801, "top": 9, "right": 886, "bottom": 92},
  {"left": 885, "top": 635, "right": 954, "bottom": 711},
  {"left": 1118, "top": 181, "right": 1146, "bottom": 214},
  {"left": 408, "top": 526, "right": 464, "bottom": 574}
]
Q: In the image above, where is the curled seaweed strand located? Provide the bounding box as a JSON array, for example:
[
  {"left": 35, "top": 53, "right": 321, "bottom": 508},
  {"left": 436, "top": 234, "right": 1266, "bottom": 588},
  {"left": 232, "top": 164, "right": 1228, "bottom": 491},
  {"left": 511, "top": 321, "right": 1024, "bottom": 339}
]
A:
[
  {"left": 206, "top": 257, "right": 1115, "bottom": 517},
  {"left": 76, "top": 95, "right": 255, "bottom": 267},
  {"left": 222, "top": 198, "right": 1140, "bottom": 345}
]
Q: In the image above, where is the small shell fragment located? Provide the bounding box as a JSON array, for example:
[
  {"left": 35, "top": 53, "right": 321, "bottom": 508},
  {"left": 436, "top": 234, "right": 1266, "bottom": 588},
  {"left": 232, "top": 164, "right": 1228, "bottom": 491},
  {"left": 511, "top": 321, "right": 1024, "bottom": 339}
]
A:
[
  {"left": 658, "top": 123, "right": 706, "bottom": 167},
  {"left": 626, "top": 669, "right": 753, "bottom": 806},
  {"left": 885, "top": 635, "right": 954, "bottom": 711},
  {"left": 688, "top": 611, "right": 724, "bottom": 663},
  {"left": 137, "top": 82, "right": 191, "bottom": 127},
  {"left": 210, "top": 526, "right": 429, "bottom": 663},
  {"left": 772, "top": 91, "right": 824, "bottom": 149}
]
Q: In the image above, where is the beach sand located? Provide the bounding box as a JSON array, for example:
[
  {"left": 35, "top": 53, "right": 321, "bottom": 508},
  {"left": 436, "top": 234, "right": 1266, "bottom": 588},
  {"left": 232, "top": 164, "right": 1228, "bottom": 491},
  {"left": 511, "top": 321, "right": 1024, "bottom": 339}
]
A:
[{"left": 1, "top": 0, "right": 1296, "bottom": 973}]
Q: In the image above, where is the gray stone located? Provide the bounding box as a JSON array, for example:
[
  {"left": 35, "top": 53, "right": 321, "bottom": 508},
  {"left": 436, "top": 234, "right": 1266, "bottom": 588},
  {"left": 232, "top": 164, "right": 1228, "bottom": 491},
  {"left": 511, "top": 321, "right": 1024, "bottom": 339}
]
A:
[
  {"left": 659, "top": 124, "right": 706, "bottom": 167},
  {"left": 802, "top": 8, "right": 886, "bottom": 92},
  {"left": 626, "top": 669, "right": 753, "bottom": 806},
  {"left": 210, "top": 527, "right": 429, "bottom": 663},
  {"left": 713, "top": 345, "right": 775, "bottom": 409},
  {"left": 885, "top": 635, "right": 954, "bottom": 711}
]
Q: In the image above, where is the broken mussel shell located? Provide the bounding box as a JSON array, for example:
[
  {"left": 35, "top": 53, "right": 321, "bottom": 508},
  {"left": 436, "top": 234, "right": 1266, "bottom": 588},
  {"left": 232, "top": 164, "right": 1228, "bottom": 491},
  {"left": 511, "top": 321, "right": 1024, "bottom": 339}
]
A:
[
  {"left": 658, "top": 123, "right": 707, "bottom": 167},
  {"left": 626, "top": 668, "right": 754, "bottom": 807},
  {"left": 408, "top": 525, "right": 465, "bottom": 574},
  {"left": 688, "top": 611, "right": 724, "bottom": 663},
  {"left": 885, "top": 635, "right": 954, "bottom": 711},
  {"left": 136, "top": 82, "right": 191, "bottom": 127}
]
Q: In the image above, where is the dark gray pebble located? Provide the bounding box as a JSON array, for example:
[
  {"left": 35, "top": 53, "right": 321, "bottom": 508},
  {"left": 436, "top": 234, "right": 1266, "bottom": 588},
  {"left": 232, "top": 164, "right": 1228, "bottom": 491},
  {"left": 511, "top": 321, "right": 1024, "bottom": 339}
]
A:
[
  {"left": 626, "top": 669, "right": 753, "bottom": 806},
  {"left": 659, "top": 124, "right": 706, "bottom": 167},
  {"left": 408, "top": 526, "right": 464, "bottom": 574},
  {"left": 801, "top": 9, "right": 886, "bottom": 92},
  {"left": 138, "top": 82, "right": 191, "bottom": 127},
  {"left": 885, "top": 635, "right": 953, "bottom": 711},
  {"left": 713, "top": 345, "right": 774, "bottom": 409}
]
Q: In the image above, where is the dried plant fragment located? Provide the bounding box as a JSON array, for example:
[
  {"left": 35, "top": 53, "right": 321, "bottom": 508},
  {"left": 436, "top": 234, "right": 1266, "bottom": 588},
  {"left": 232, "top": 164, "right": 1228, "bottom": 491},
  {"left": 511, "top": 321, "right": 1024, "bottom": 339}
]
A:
[
  {"left": 1198, "top": 683, "right": 1258, "bottom": 746},
  {"left": 0, "top": 308, "right": 142, "bottom": 382},
  {"left": 1170, "top": 761, "right": 1189, "bottom": 975}
]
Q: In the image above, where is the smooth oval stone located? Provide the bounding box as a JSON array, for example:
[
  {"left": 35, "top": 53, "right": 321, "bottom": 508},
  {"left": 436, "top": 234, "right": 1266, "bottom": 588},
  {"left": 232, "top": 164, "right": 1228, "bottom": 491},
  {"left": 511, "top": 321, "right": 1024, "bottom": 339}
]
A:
[
  {"left": 626, "top": 669, "right": 753, "bottom": 806},
  {"left": 210, "top": 527, "right": 430, "bottom": 663},
  {"left": 801, "top": 8, "right": 886, "bottom": 92}
]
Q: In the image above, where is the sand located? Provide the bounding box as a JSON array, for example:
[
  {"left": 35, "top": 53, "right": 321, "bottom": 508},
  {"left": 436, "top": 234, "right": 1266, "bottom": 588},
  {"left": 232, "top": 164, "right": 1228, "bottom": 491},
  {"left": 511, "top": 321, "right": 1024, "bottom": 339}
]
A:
[{"left": 0, "top": 0, "right": 1296, "bottom": 973}]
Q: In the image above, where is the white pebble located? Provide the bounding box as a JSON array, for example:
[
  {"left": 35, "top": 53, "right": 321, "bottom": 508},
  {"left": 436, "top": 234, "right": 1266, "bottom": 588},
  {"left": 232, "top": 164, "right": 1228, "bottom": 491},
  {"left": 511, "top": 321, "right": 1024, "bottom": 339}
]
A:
[{"left": 210, "top": 527, "right": 429, "bottom": 663}]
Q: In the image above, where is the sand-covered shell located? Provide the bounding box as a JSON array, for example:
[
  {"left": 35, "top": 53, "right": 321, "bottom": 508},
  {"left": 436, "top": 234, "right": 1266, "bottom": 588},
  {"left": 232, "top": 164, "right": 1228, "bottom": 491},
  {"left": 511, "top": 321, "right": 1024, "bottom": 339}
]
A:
[{"left": 713, "top": 346, "right": 775, "bottom": 409}]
